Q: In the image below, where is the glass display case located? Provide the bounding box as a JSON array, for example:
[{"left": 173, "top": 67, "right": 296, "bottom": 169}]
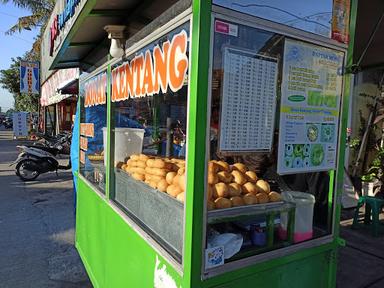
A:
[
  {"left": 68, "top": 0, "right": 352, "bottom": 286},
  {"left": 213, "top": 0, "right": 334, "bottom": 38},
  {"left": 79, "top": 71, "right": 108, "bottom": 193},
  {"left": 110, "top": 21, "right": 190, "bottom": 262},
  {"left": 202, "top": 16, "right": 345, "bottom": 272}
]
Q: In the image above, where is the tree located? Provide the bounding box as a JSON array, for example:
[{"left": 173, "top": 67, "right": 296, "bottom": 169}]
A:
[
  {"left": 5, "top": 108, "right": 15, "bottom": 117},
  {"left": 0, "top": 0, "right": 55, "bottom": 35},
  {"left": 0, "top": 0, "right": 54, "bottom": 111}
]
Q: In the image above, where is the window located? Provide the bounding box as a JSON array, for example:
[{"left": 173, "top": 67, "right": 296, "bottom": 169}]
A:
[
  {"left": 111, "top": 22, "right": 190, "bottom": 263},
  {"left": 79, "top": 71, "right": 108, "bottom": 193},
  {"left": 204, "top": 19, "right": 344, "bottom": 271},
  {"left": 45, "top": 105, "right": 56, "bottom": 136},
  {"left": 213, "top": 0, "right": 333, "bottom": 38}
]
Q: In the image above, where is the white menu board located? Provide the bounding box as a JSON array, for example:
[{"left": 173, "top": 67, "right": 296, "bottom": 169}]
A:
[
  {"left": 277, "top": 39, "right": 344, "bottom": 174},
  {"left": 13, "top": 112, "right": 29, "bottom": 137},
  {"left": 219, "top": 47, "right": 278, "bottom": 152}
]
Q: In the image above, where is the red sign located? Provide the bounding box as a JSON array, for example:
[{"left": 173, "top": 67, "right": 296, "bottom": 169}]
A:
[
  {"left": 214, "top": 20, "right": 238, "bottom": 37},
  {"left": 215, "top": 21, "right": 229, "bottom": 34}
]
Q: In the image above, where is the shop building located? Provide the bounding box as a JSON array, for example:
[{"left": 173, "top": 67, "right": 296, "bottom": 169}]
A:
[
  {"left": 41, "top": 0, "right": 357, "bottom": 287},
  {"left": 40, "top": 68, "right": 79, "bottom": 135}
]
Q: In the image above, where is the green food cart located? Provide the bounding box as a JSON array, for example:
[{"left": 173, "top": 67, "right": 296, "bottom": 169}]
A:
[{"left": 41, "top": 0, "right": 357, "bottom": 287}]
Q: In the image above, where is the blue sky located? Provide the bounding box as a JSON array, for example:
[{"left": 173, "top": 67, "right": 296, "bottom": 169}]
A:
[{"left": 0, "top": 3, "right": 38, "bottom": 112}]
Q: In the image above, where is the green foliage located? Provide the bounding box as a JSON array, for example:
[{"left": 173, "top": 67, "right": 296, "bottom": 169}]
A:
[
  {"left": 361, "top": 173, "right": 375, "bottom": 182},
  {"left": 0, "top": 0, "right": 55, "bottom": 34},
  {"left": 362, "top": 146, "right": 384, "bottom": 182},
  {"left": 5, "top": 108, "right": 15, "bottom": 117},
  {"left": 349, "top": 138, "right": 361, "bottom": 150},
  {"left": 0, "top": 0, "right": 54, "bottom": 112}
]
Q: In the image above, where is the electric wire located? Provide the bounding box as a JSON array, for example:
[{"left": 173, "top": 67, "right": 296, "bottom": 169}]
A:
[
  {"left": 0, "top": 11, "right": 19, "bottom": 18},
  {"left": 0, "top": 28, "right": 34, "bottom": 43},
  {"left": 231, "top": 2, "right": 329, "bottom": 29}
]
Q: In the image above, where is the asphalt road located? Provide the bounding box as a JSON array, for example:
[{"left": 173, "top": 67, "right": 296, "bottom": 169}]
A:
[{"left": 0, "top": 128, "right": 91, "bottom": 288}]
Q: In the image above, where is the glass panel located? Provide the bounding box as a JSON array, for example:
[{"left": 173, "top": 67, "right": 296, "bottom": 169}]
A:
[
  {"left": 213, "top": 0, "right": 333, "bottom": 38},
  {"left": 204, "top": 19, "right": 343, "bottom": 270},
  {"left": 111, "top": 22, "right": 190, "bottom": 263},
  {"left": 79, "top": 71, "right": 108, "bottom": 193},
  {"left": 45, "top": 105, "right": 56, "bottom": 136}
]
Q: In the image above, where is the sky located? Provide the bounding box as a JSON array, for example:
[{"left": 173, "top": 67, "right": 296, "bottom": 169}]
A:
[{"left": 0, "top": 3, "right": 39, "bottom": 112}]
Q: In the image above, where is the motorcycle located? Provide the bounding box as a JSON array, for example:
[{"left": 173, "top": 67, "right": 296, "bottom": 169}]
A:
[
  {"left": 11, "top": 133, "right": 72, "bottom": 181},
  {"left": 32, "top": 132, "right": 71, "bottom": 154}
]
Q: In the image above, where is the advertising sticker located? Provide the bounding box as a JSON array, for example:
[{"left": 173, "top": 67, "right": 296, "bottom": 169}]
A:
[{"left": 277, "top": 39, "right": 344, "bottom": 174}]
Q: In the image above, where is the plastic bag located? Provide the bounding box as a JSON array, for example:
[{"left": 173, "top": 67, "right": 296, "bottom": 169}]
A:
[{"left": 208, "top": 233, "right": 243, "bottom": 259}]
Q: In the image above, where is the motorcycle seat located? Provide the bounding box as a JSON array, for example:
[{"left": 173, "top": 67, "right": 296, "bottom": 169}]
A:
[{"left": 25, "top": 145, "right": 59, "bottom": 156}]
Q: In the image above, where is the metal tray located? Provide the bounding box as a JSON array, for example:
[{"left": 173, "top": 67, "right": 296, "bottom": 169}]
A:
[
  {"left": 207, "top": 201, "right": 295, "bottom": 224},
  {"left": 114, "top": 169, "right": 184, "bottom": 256}
]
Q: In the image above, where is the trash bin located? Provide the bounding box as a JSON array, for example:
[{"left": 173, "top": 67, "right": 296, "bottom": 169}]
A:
[
  {"left": 103, "top": 127, "right": 145, "bottom": 165},
  {"left": 279, "top": 191, "right": 315, "bottom": 243}
]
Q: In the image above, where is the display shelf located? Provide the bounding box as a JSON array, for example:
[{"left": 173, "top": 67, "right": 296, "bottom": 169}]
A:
[
  {"left": 114, "top": 168, "right": 184, "bottom": 259},
  {"left": 207, "top": 202, "right": 295, "bottom": 224},
  {"left": 228, "top": 240, "right": 293, "bottom": 262}
]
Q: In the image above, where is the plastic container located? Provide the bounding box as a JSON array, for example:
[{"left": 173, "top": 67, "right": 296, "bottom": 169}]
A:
[
  {"left": 250, "top": 225, "right": 267, "bottom": 247},
  {"left": 102, "top": 127, "right": 145, "bottom": 165},
  {"left": 279, "top": 191, "right": 315, "bottom": 243}
]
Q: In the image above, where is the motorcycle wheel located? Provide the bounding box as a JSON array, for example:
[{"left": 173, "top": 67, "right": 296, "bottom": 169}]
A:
[{"left": 16, "top": 159, "right": 40, "bottom": 181}]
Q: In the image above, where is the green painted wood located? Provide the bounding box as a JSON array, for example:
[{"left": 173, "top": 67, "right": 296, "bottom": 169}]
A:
[
  {"left": 213, "top": 251, "right": 332, "bottom": 288},
  {"left": 74, "top": 1, "right": 355, "bottom": 286},
  {"left": 76, "top": 177, "right": 184, "bottom": 288},
  {"left": 76, "top": 179, "right": 108, "bottom": 287},
  {"left": 182, "top": 0, "right": 212, "bottom": 287},
  {"left": 106, "top": 61, "right": 112, "bottom": 199},
  {"left": 328, "top": 0, "right": 358, "bottom": 287}
]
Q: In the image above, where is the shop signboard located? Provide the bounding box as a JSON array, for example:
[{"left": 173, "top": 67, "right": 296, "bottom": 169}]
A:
[
  {"left": 41, "top": 68, "right": 79, "bottom": 106},
  {"left": 331, "top": 0, "right": 350, "bottom": 44},
  {"left": 111, "top": 30, "right": 189, "bottom": 102},
  {"left": 40, "top": 0, "right": 86, "bottom": 83},
  {"left": 13, "top": 112, "right": 29, "bottom": 137},
  {"left": 277, "top": 39, "right": 344, "bottom": 174},
  {"left": 20, "top": 61, "right": 39, "bottom": 95},
  {"left": 49, "top": 0, "right": 84, "bottom": 57}
]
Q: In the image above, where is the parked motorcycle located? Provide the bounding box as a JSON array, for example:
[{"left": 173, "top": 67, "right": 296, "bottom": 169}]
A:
[
  {"left": 33, "top": 132, "right": 71, "bottom": 154},
  {"left": 11, "top": 133, "right": 72, "bottom": 181}
]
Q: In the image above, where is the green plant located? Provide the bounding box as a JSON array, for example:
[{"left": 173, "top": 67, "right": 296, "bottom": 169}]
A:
[
  {"left": 349, "top": 138, "right": 361, "bottom": 150},
  {"left": 362, "top": 146, "right": 384, "bottom": 182},
  {"left": 361, "top": 173, "right": 375, "bottom": 182}
]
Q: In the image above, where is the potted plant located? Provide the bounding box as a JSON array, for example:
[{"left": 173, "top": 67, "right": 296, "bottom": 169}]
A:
[{"left": 361, "top": 147, "right": 384, "bottom": 197}]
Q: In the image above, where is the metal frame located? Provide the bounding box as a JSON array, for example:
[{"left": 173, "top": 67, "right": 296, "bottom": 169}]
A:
[
  {"left": 77, "top": 12, "right": 194, "bottom": 273},
  {"left": 72, "top": 0, "right": 357, "bottom": 286},
  {"left": 212, "top": 5, "right": 348, "bottom": 51},
  {"left": 201, "top": 5, "right": 349, "bottom": 278}
]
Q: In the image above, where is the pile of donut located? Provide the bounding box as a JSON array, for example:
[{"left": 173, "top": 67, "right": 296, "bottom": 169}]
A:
[
  {"left": 117, "top": 156, "right": 282, "bottom": 210},
  {"left": 117, "top": 154, "right": 187, "bottom": 203},
  {"left": 207, "top": 160, "right": 282, "bottom": 210}
]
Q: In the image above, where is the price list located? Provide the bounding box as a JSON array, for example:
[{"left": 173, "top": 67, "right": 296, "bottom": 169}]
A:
[{"left": 219, "top": 48, "right": 278, "bottom": 152}]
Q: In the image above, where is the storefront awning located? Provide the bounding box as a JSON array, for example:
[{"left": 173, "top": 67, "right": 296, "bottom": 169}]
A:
[
  {"left": 57, "top": 77, "right": 79, "bottom": 95},
  {"left": 46, "top": 0, "right": 185, "bottom": 71},
  {"left": 352, "top": 0, "right": 384, "bottom": 71},
  {"left": 41, "top": 68, "right": 79, "bottom": 106}
]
